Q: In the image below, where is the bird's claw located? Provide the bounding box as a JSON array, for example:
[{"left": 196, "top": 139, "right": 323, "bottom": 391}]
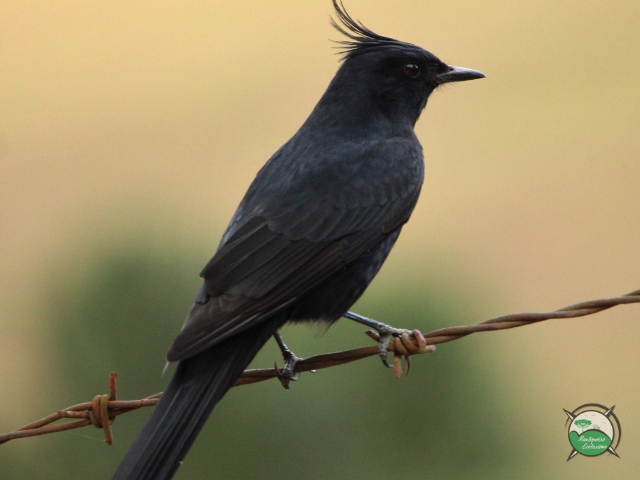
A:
[
  {"left": 376, "top": 330, "right": 394, "bottom": 368},
  {"left": 273, "top": 332, "right": 302, "bottom": 389},
  {"left": 275, "top": 354, "right": 301, "bottom": 390},
  {"left": 366, "top": 327, "right": 433, "bottom": 378}
]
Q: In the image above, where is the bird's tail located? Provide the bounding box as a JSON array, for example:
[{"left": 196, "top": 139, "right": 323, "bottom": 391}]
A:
[{"left": 113, "top": 314, "right": 285, "bottom": 480}]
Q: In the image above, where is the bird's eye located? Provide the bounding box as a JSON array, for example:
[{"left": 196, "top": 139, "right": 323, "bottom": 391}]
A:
[{"left": 403, "top": 63, "right": 421, "bottom": 78}]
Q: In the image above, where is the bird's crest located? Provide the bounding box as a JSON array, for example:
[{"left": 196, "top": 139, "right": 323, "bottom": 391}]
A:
[{"left": 331, "top": 0, "right": 406, "bottom": 60}]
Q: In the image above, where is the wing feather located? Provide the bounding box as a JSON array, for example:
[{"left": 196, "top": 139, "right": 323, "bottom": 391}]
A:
[{"left": 167, "top": 136, "right": 424, "bottom": 361}]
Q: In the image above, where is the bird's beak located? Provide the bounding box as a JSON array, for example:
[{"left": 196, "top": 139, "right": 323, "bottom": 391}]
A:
[{"left": 437, "top": 65, "right": 485, "bottom": 84}]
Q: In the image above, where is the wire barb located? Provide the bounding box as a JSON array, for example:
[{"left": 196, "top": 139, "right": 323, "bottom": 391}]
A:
[{"left": 1, "top": 288, "right": 638, "bottom": 446}]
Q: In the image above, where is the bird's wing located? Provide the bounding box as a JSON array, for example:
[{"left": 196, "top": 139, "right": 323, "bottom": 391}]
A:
[{"left": 167, "top": 137, "right": 423, "bottom": 361}]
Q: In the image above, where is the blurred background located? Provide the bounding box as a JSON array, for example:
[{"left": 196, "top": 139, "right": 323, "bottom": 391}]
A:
[{"left": 1, "top": 0, "right": 638, "bottom": 478}]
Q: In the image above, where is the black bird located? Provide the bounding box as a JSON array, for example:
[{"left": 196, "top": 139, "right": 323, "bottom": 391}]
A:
[{"left": 114, "top": 2, "right": 484, "bottom": 478}]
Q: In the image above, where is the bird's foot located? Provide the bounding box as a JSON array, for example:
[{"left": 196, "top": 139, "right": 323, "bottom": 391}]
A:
[
  {"left": 274, "top": 352, "right": 301, "bottom": 390},
  {"left": 273, "top": 332, "right": 301, "bottom": 390},
  {"left": 366, "top": 327, "right": 434, "bottom": 378},
  {"left": 344, "top": 311, "right": 434, "bottom": 377}
]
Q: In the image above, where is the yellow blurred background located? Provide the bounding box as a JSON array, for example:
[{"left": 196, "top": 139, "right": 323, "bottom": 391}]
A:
[{"left": 1, "top": 1, "right": 638, "bottom": 478}]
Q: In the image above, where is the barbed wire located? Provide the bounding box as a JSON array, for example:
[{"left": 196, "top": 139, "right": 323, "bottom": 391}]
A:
[{"left": 1, "top": 288, "right": 638, "bottom": 446}]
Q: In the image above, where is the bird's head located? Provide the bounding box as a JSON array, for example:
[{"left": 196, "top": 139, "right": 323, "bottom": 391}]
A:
[{"left": 325, "top": 1, "right": 484, "bottom": 128}]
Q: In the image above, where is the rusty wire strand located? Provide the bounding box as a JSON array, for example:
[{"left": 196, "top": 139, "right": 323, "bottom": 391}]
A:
[{"left": 1, "top": 288, "right": 638, "bottom": 446}]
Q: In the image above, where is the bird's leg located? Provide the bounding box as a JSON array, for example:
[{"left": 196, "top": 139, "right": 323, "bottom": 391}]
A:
[
  {"left": 273, "top": 331, "right": 301, "bottom": 390},
  {"left": 343, "top": 311, "right": 427, "bottom": 369}
]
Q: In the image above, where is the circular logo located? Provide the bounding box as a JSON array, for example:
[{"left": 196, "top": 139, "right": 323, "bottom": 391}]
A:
[{"left": 563, "top": 404, "right": 621, "bottom": 460}]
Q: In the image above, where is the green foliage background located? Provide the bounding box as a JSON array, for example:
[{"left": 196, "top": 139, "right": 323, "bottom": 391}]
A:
[{"left": 1, "top": 237, "right": 522, "bottom": 479}]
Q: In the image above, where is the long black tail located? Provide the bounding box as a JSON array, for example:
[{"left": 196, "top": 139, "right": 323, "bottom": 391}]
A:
[{"left": 114, "top": 314, "right": 285, "bottom": 480}]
